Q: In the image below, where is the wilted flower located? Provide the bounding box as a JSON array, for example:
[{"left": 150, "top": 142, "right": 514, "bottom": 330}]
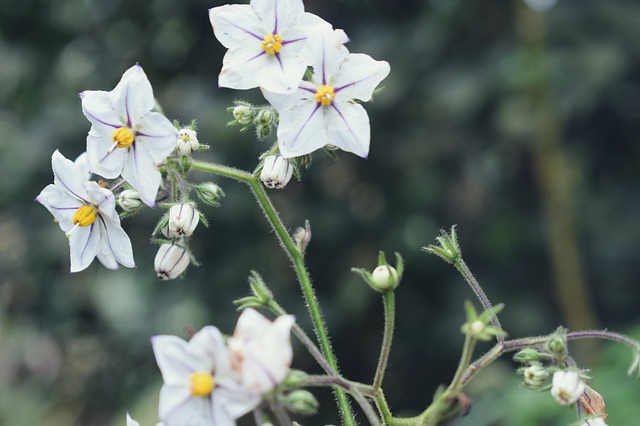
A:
[
  {"left": 80, "top": 64, "right": 178, "bottom": 207},
  {"left": 228, "top": 308, "right": 295, "bottom": 394},
  {"left": 36, "top": 150, "right": 135, "bottom": 272},
  {"left": 154, "top": 243, "right": 190, "bottom": 280},
  {"left": 262, "top": 28, "right": 390, "bottom": 158},
  {"left": 168, "top": 203, "right": 200, "bottom": 237},
  {"left": 152, "top": 326, "right": 260, "bottom": 426},
  {"left": 551, "top": 370, "right": 585, "bottom": 406},
  {"left": 260, "top": 155, "right": 294, "bottom": 189}
]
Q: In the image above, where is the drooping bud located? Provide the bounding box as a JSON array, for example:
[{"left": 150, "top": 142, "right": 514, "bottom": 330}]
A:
[
  {"left": 154, "top": 243, "right": 190, "bottom": 280},
  {"left": 194, "top": 182, "right": 225, "bottom": 206},
  {"left": 260, "top": 155, "right": 293, "bottom": 189},
  {"left": 282, "top": 390, "right": 319, "bottom": 415},
  {"left": 550, "top": 370, "right": 585, "bottom": 406},
  {"left": 513, "top": 348, "right": 542, "bottom": 363},
  {"left": 176, "top": 128, "right": 200, "bottom": 156},
  {"left": 519, "top": 363, "right": 549, "bottom": 389},
  {"left": 117, "top": 189, "right": 143, "bottom": 212},
  {"left": 168, "top": 203, "right": 199, "bottom": 237},
  {"left": 254, "top": 108, "right": 274, "bottom": 127}
]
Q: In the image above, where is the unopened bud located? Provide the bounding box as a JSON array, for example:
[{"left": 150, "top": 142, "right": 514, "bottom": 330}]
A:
[
  {"left": 551, "top": 370, "right": 585, "bottom": 406},
  {"left": 176, "top": 128, "right": 200, "bottom": 156},
  {"left": 371, "top": 265, "right": 398, "bottom": 290},
  {"left": 194, "top": 182, "right": 225, "bottom": 206},
  {"left": 117, "top": 189, "right": 143, "bottom": 212},
  {"left": 260, "top": 155, "right": 293, "bottom": 189},
  {"left": 283, "top": 390, "right": 319, "bottom": 415},
  {"left": 254, "top": 109, "right": 274, "bottom": 126},
  {"left": 168, "top": 204, "right": 200, "bottom": 238},
  {"left": 520, "top": 363, "right": 549, "bottom": 389},
  {"left": 233, "top": 105, "right": 253, "bottom": 125},
  {"left": 154, "top": 244, "right": 190, "bottom": 280},
  {"left": 513, "top": 348, "right": 542, "bottom": 363}
]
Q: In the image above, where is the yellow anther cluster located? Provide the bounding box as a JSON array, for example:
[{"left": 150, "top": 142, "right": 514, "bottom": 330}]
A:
[
  {"left": 261, "top": 33, "right": 283, "bottom": 55},
  {"left": 72, "top": 205, "right": 98, "bottom": 227},
  {"left": 314, "top": 85, "right": 335, "bottom": 106},
  {"left": 189, "top": 372, "right": 214, "bottom": 397},
  {"left": 112, "top": 127, "right": 135, "bottom": 149}
]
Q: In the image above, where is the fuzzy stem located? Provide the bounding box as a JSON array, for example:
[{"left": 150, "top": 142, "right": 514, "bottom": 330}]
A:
[
  {"left": 453, "top": 258, "right": 504, "bottom": 343},
  {"left": 374, "top": 290, "right": 396, "bottom": 390},
  {"left": 191, "top": 160, "right": 355, "bottom": 425}
]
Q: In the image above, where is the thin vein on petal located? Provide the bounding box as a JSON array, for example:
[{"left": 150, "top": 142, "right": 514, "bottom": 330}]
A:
[
  {"left": 291, "top": 104, "right": 321, "bottom": 146},
  {"left": 331, "top": 103, "right": 361, "bottom": 145},
  {"left": 219, "top": 17, "right": 262, "bottom": 40},
  {"left": 273, "top": 0, "right": 279, "bottom": 33}
]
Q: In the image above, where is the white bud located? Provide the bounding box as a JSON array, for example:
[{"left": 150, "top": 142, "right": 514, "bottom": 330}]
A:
[
  {"left": 154, "top": 244, "right": 190, "bottom": 280},
  {"left": 176, "top": 128, "right": 200, "bottom": 156},
  {"left": 522, "top": 364, "right": 548, "bottom": 388},
  {"left": 260, "top": 155, "right": 293, "bottom": 189},
  {"left": 371, "top": 265, "right": 398, "bottom": 290},
  {"left": 233, "top": 105, "right": 253, "bottom": 125},
  {"left": 117, "top": 189, "right": 143, "bottom": 212},
  {"left": 550, "top": 370, "right": 585, "bottom": 406},
  {"left": 194, "top": 182, "right": 224, "bottom": 206},
  {"left": 168, "top": 204, "right": 199, "bottom": 237},
  {"left": 254, "top": 109, "right": 274, "bottom": 126}
]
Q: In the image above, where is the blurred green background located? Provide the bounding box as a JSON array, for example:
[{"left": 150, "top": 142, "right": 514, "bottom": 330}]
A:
[{"left": 2, "top": 0, "right": 640, "bottom": 424}]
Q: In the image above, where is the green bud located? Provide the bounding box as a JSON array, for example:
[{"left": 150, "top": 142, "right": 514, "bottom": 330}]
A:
[
  {"left": 282, "top": 369, "right": 308, "bottom": 387},
  {"left": 513, "top": 348, "right": 542, "bottom": 363},
  {"left": 233, "top": 104, "right": 254, "bottom": 125},
  {"left": 292, "top": 220, "right": 311, "bottom": 254},
  {"left": 194, "top": 182, "right": 225, "bottom": 206},
  {"left": 254, "top": 108, "right": 274, "bottom": 126},
  {"left": 546, "top": 328, "right": 568, "bottom": 355},
  {"left": 282, "top": 390, "right": 319, "bottom": 415},
  {"left": 422, "top": 225, "right": 462, "bottom": 264}
]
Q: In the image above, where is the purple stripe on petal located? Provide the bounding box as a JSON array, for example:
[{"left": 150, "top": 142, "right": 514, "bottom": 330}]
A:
[
  {"left": 331, "top": 103, "right": 361, "bottom": 145},
  {"left": 291, "top": 104, "right": 320, "bottom": 146},
  {"left": 245, "top": 50, "right": 266, "bottom": 64},
  {"left": 273, "top": 0, "right": 279, "bottom": 34},
  {"left": 96, "top": 215, "right": 120, "bottom": 264},
  {"left": 83, "top": 109, "right": 120, "bottom": 129},
  {"left": 219, "top": 17, "right": 262, "bottom": 40},
  {"left": 300, "top": 86, "right": 315, "bottom": 94},
  {"left": 80, "top": 224, "right": 95, "bottom": 265},
  {"left": 321, "top": 38, "right": 327, "bottom": 85},
  {"left": 98, "top": 148, "right": 117, "bottom": 164},
  {"left": 281, "top": 37, "right": 305, "bottom": 46},
  {"left": 275, "top": 52, "right": 284, "bottom": 72},
  {"left": 124, "top": 80, "right": 132, "bottom": 128},
  {"left": 57, "top": 178, "right": 89, "bottom": 204},
  {"left": 162, "top": 388, "right": 195, "bottom": 420},
  {"left": 334, "top": 73, "right": 380, "bottom": 93}
]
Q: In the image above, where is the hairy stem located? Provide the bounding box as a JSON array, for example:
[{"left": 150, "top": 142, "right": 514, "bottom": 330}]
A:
[{"left": 374, "top": 290, "right": 396, "bottom": 390}]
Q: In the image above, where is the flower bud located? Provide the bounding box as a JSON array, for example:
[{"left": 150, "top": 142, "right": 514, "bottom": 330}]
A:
[
  {"left": 176, "top": 128, "right": 200, "bottom": 156},
  {"left": 260, "top": 155, "right": 293, "bottom": 189},
  {"left": 233, "top": 105, "right": 253, "bottom": 125},
  {"left": 520, "top": 363, "right": 549, "bottom": 389},
  {"left": 282, "top": 390, "right": 319, "bottom": 415},
  {"left": 117, "top": 189, "right": 143, "bottom": 212},
  {"left": 550, "top": 370, "right": 585, "bottom": 406},
  {"left": 513, "top": 348, "right": 542, "bottom": 363},
  {"left": 154, "top": 244, "right": 190, "bottom": 280},
  {"left": 168, "top": 203, "right": 199, "bottom": 237},
  {"left": 546, "top": 330, "right": 567, "bottom": 356},
  {"left": 371, "top": 265, "right": 398, "bottom": 290},
  {"left": 194, "top": 182, "right": 225, "bottom": 206},
  {"left": 254, "top": 108, "right": 274, "bottom": 126}
]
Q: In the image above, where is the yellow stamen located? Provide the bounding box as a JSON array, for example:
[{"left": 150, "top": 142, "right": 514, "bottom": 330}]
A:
[
  {"left": 111, "top": 127, "right": 135, "bottom": 149},
  {"left": 189, "top": 372, "right": 214, "bottom": 397},
  {"left": 261, "top": 33, "right": 283, "bottom": 55},
  {"left": 314, "top": 85, "right": 335, "bottom": 106},
  {"left": 72, "top": 205, "right": 98, "bottom": 227}
]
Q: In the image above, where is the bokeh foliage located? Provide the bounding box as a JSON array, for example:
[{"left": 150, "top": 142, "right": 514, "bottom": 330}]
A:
[{"left": 2, "top": 0, "right": 640, "bottom": 424}]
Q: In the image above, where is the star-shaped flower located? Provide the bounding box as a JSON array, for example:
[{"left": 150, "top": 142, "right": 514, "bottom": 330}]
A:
[
  {"left": 209, "top": 0, "right": 334, "bottom": 94},
  {"left": 228, "top": 309, "right": 295, "bottom": 394},
  {"left": 262, "top": 28, "right": 390, "bottom": 158},
  {"left": 80, "top": 64, "right": 178, "bottom": 207},
  {"left": 36, "top": 150, "right": 135, "bottom": 273},
  {"left": 152, "top": 326, "right": 260, "bottom": 426}
]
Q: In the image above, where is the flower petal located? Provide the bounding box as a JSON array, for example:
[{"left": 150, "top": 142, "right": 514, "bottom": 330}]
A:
[
  {"left": 218, "top": 46, "right": 269, "bottom": 91},
  {"left": 120, "top": 141, "right": 162, "bottom": 207},
  {"left": 326, "top": 101, "right": 370, "bottom": 158},
  {"left": 188, "top": 326, "right": 227, "bottom": 375},
  {"left": 86, "top": 127, "right": 128, "bottom": 179},
  {"left": 333, "top": 53, "right": 390, "bottom": 102},
  {"left": 69, "top": 224, "right": 101, "bottom": 272},
  {"left": 111, "top": 64, "right": 155, "bottom": 127},
  {"left": 98, "top": 215, "right": 136, "bottom": 269},
  {"left": 209, "top": 4, "right": 264, "bottom": 49},
  {"left": 251, "top": 0, "right": 304, "bottom": 34},
  {"left": 80, "top": 90, "right": 124, "bottom": 130},
  {"left": 213, "top": 378, "right": 260, "bottom": 420},
  {"left": 51, "top": 150, "right": 90, "bottom": 203},
  {"left": 159, "top": 384, "right": 212, "bottom": 426},
  {"left": 96, "top": 250, "right": 120, "bottom": 270},
  {"left": 85, "top": 182, "right": 119, "bottom": 223},
  {"left": 36, "top": 184, "right": 83, "bottom": 233},
  {"left": 135, "top": 112, "right": 179, "bottom": 164},
  {"left": 152, "top": 336, "right": 198, "bottom": 384},
  {"left": 306, "top": 28, "right": 349, "bottom": 86},
  {"left": 126, "top": 413, "right": 140, "bottom": 426}
]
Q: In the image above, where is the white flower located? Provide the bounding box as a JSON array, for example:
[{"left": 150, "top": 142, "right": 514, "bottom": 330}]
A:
[
  {"left": 176, "top": 128, "right": 200, "bottom": 156},
  {"left": 80, "top": 64, "right": 178, "bottom": 207},
  {"left": 551, "top": 370, "right": 585, "bottom": 406},
  {"left": 228, "top": 308, "right": 295, "bottom": 394},
  {"left": 152, "top": 326, "right": 260, "bottom": 426},
  {"left": 260, "top": 155, "right": 294, "bottom": 189},
  {"left": 262, "top": 28, "right": 390, "bottom": 158},
  {"left": 154, "top": 244, "right": 190, "bottom": 280},
  {"left": 209, "top": 0, "right": 335, "bottom": 94},
  {"left": 168, "top": 204, "right": 200, "bottom": 237},
  {"left": 36, "top": 150, "right": 135, "bottom": 273}
]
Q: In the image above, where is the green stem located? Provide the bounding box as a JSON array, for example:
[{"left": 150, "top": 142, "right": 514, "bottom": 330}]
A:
[
  {"left": 374, "top": 290, "right": 396, "bottom": 390},
  {"left": 191, "top": 160, "right": 355, "bottom": 425}
]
